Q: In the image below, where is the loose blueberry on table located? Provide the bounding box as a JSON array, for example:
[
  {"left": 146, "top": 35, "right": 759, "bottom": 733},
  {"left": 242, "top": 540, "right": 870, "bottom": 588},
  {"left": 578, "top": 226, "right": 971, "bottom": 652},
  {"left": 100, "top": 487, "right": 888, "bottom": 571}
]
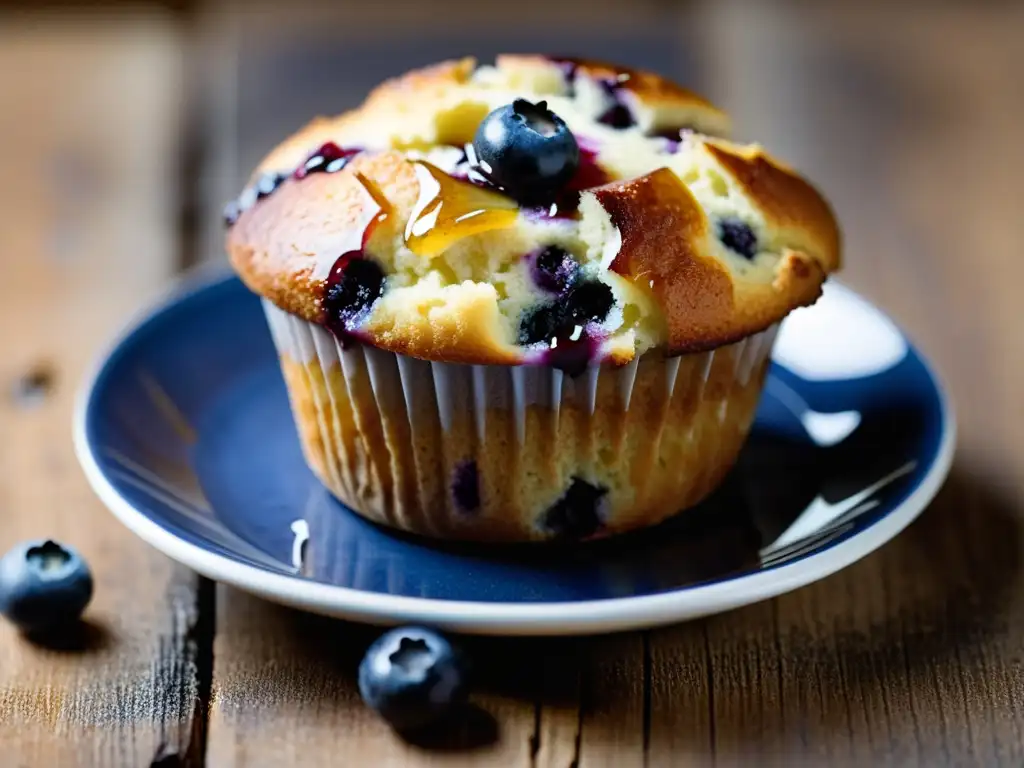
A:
[
  {"left": 0, "top": 539, "right": 93, "bottom": 634},
  {"left": 472, "top": 99, "right": 580, "bottom": 206},
  {"left": 358, "top": 625, "right": 469, "bottom": 732}
]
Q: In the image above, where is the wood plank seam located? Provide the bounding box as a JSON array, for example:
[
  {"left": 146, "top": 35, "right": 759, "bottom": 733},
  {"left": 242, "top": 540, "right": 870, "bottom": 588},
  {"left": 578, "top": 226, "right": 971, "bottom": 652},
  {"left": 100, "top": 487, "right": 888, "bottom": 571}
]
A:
[{"left": 185, "top": 577, "right": 216, "bottom": 768}]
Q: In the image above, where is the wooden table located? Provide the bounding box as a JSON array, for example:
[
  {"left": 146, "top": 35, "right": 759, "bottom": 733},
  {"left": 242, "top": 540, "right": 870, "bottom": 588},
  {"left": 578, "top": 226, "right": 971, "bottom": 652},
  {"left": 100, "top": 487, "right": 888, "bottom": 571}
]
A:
[{"left": 2, "top": 2, "right": 1022, "bottom": 765}]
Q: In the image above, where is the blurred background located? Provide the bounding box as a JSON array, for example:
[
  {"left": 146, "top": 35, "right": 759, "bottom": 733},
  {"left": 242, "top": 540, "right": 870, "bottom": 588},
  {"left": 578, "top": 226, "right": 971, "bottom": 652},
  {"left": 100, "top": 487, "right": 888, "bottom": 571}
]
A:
[{"left": 0, "top": 0, "right": 1020, "bottom": 474}]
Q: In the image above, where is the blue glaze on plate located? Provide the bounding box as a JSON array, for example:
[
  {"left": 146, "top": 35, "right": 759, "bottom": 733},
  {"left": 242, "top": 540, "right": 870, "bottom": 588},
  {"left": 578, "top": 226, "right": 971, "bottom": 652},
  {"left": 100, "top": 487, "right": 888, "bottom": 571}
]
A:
[{"left": 78, "top": 270, "right": 952, "bottom": 618}]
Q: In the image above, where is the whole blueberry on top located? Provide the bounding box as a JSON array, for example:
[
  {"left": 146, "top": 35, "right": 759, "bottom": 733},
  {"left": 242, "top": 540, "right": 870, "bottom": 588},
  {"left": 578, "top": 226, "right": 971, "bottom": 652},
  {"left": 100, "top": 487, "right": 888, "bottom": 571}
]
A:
[
  {"left": 472, "top": 99, "right": 580, "bottom": 206},
  {"left": 358, "top": 625, "right": 468, "bottom": 732},
  {"left": 0, "top": 540, "right": 93, "bottom": 634}
]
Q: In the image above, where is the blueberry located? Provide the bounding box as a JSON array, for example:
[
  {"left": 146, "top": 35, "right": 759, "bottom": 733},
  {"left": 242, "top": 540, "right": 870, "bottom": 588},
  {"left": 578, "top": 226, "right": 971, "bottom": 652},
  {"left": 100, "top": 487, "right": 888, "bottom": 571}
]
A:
[
  {"left": 323, "top": 254, "right": 385, "bottom": 334},
  {"left": 530, "top": 246, "right": 579, "bottom": 294},
  {"left": 358, "top": 626, "right": 468, "bottom": 732},
  {"left": 222, "top": 171, "right": 288, "bottom": 227},
  {"left": 563, "top": 280, "right": 613, "bottom": 327},
  {"left": 222, "top": 199, "right": 242, "bottom": 227},
  {"left": 254, "top": 171, "right": 287, "bottom": 200},
  {"left": 518, "top": 302, "right": 562, "bottom": 346},
  {"left": 295, "top": 142, "right": 361, "bottom": 179},
  {"left": 598, "top": 103, "right": 635, "bottom": 129},
  {"left": 451, "top": 460, "right": 481, "bottom": 514},
  {"left": 0, "top": 540, "right": 93, "bottom": 633},
  {"left": 472, "top": 99, "right": 580, "bottom": 205},
  {"left": 517, "top": 279, "right": 614, "bottom": 347},
  {"left": 718, "top": 218, "right": 758, "bottom": 260},
  {"left": 596, "top": 79, "right": 636, "bottom": 129},
  {"left": 538, "top": 478, "right": 607, "bottom": 540}
]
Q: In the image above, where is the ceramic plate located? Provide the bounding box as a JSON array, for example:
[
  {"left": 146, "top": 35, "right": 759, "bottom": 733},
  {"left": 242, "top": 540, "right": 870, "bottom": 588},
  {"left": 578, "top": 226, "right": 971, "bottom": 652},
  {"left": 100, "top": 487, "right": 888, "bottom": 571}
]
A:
[{"left": 74, "top": 268, "right": 955, "bottom": 635}]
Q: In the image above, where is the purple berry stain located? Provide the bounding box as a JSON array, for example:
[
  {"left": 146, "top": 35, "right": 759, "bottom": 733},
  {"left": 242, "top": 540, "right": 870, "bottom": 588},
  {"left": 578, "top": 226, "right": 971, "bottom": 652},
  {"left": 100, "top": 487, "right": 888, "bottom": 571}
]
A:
[
  {"left": 540, "top": 334, "right": 601, "bottom": 378},
  {"left": 538, "top": 478, "right": 607, "bottom": 540},
  {"left": 451, "top": 460, "right": 481, "bottom": 514}
]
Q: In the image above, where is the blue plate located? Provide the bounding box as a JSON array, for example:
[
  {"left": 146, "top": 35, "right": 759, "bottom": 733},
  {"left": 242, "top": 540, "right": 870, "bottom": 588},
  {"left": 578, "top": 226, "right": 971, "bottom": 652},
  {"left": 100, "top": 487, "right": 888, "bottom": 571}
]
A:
[{"left": 74, "top": 268, "right": 955, "bottom": 635}]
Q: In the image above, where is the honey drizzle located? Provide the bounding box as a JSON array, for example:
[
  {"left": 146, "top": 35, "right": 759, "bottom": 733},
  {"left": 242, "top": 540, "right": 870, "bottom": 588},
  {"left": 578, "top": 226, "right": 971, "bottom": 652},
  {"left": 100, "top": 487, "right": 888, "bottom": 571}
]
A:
[{"left": 404, "top": 160, "right": 518, "bottom": 257}]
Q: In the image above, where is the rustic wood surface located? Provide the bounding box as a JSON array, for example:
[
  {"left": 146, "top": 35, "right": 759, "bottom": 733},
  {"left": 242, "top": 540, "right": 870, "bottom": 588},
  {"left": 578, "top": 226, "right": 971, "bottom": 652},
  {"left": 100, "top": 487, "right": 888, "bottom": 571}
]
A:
[
  {"left": 1, "top": 1, "right": 1023, "bottom": 766},
  {"left": 0, "top": 11, "right": 209, "bottom": 768}
]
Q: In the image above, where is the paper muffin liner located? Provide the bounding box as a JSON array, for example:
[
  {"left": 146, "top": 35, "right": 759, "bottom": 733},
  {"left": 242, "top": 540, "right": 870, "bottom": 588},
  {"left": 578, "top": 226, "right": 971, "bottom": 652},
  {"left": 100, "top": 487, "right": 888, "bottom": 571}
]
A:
[{"left": 263, "top": 300, "right": 779, "bottom": 543}]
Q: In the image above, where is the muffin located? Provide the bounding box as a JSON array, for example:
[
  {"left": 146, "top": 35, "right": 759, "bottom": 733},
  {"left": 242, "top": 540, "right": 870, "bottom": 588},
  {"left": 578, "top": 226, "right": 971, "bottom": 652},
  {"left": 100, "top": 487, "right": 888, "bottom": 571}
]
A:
[{"left": 225, "top": 55, "right": 841, "bottom": 543}]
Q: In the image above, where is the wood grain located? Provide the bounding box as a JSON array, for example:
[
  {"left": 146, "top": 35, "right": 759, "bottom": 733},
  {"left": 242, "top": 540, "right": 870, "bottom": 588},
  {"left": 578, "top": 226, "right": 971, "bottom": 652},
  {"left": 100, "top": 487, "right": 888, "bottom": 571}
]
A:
[
  {"left": 3, "top": 1, "right": 1020, "bottom": 766},
  {"left": 0, "top": 13, "right": 206, "bottom": 768}
]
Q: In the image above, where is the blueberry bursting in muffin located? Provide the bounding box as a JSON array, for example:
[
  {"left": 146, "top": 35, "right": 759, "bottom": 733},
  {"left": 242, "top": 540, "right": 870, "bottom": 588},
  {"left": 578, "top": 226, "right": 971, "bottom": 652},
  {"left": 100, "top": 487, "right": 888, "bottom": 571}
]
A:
[{"left": 224, "top": 55, "right": 841, "bottom": 543}]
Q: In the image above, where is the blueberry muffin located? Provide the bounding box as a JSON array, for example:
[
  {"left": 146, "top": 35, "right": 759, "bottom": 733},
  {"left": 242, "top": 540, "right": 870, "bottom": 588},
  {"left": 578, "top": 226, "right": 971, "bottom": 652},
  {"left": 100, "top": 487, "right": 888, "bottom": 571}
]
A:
[{"left": 225, "top": 55, "right": 841, "bottom": 542}]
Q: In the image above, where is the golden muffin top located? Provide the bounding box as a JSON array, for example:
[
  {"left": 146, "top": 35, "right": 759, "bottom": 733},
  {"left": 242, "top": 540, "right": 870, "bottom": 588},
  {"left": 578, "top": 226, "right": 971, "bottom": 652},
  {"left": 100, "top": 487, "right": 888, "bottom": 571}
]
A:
[{"left": 225, "top": 55, "right": 841, "bottom": 368}]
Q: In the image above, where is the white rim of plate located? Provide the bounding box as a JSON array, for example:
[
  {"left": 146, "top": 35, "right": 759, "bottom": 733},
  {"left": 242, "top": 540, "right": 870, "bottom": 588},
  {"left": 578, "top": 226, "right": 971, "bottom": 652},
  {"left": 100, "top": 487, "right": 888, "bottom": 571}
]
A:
[{"left": 72, "top": 267, "right": 957, "bottom": 636}]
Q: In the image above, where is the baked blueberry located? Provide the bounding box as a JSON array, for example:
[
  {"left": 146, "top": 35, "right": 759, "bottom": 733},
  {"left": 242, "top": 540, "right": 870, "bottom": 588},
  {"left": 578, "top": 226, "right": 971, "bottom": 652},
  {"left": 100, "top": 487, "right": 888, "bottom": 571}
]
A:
[
  {"left": 518, "top": 302, "right": 562, "bottom": 346},
  {"left": 358, "top": 625, "right": 468, "bottom": 732},
  {"left": 0, "top": 540, "right": 93, "bottom": 633},
  {"left": 472, "top": 99, "right": 580, "bottom": 205},
  {"left": 451, "top": 460, "right": 481, "bottom": 514},
  {"left": 295, "top": 142, "right": 361, "bottom": 179},
  {"left": 254, "top": 171, "right": 287, "bottom": 199},
  {"left": 718, "top": 218, "right": 758, "bottom": 260},
  {"left": 598, "top": 103, "right": 635, "bottom": 129},
  {"left": 222, "top": 172, "right": 288, "bottom": 226},
  {"left": 563, "top": 280, "right": 614, "bottom": 327},
  {"left": 552, "top": 57, "right": 580, "bottom": 94},
  {"left": 538, "top": 478, "right": 607, "bottom": 540},
  {"left": 597, "top": 79, "right": 636, "bottom": 129},
  {"left": 518, "top": 279, "right": 613, "bottom": 347},
  {"left": 530, "top": 246, "right": 579, "bottom": 294},
  {"left": 222, "top": 199, "right": 242, "bottom": 227},
  {"left": 323, "top": 254, "right": 385, "bottom": 334}
]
